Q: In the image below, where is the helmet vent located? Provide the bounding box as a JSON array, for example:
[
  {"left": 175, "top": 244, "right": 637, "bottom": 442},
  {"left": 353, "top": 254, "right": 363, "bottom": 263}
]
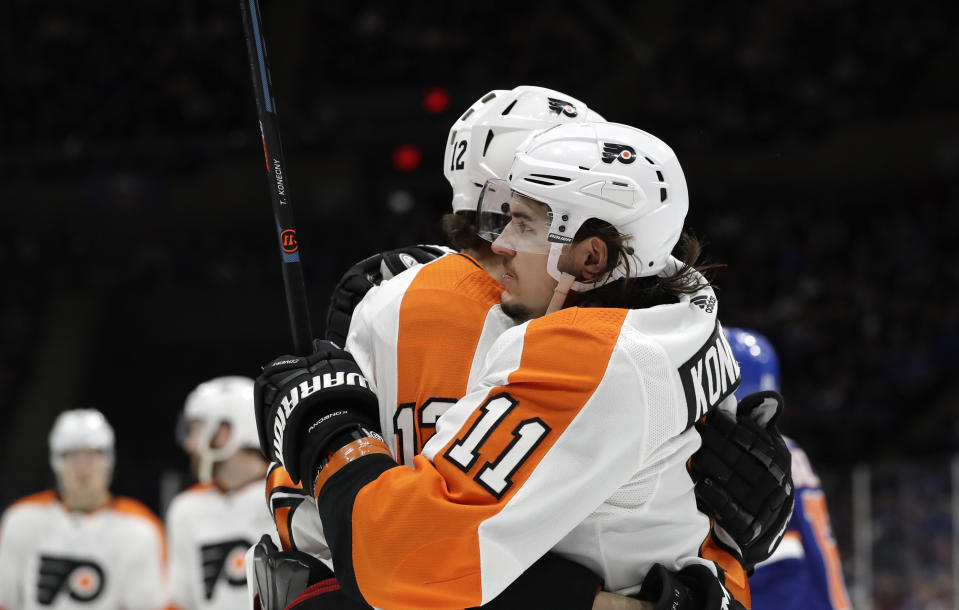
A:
[
  {"left": 656, "top": 171, "right": 663, "bottom": 181},
  {"left": 660, "top": 188, "right": 667, "bottom": 202},
  {"left": 526, "top": 173, "right": 571, "bottom": 186},
  {"left": 481, "top": 92, "right": 497, "bottom": 103},
  {"left": 483, "top": 130, "right": 495, "bottom": 156},
  {"left": 644, "top": 156, "right": 655, "bottom": 164},
  {"left": 501, "top": 100, "right": 518, "bottom": 116},
  {"left": 460, "top": 108, "right": 474, "bottom": 122},
  {"left": 530, "top": 173, "right": 571, "bottom": 182}
]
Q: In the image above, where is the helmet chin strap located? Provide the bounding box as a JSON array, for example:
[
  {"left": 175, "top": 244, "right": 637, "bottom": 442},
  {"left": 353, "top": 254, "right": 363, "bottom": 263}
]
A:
[
  {"left": 544, "top": 242, "right": 629, "bottom": 305},
  {"left": 546, "top": 272, "right": 575, "bottom": 314}
]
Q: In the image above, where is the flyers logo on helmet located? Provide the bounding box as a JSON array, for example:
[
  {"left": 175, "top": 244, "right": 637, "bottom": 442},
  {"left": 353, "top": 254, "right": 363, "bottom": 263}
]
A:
[
  {"left": 38, "top": 555, "right": 106, "bottom": 604},
  {"left": 200, "top": 538, "right": 252, "bottom": 599},
  {"left": 547, "top": 97, "right": 578, "bottom": 118},
  {"left": 601, "top": 143, "right": 637, "bottom": 164}
]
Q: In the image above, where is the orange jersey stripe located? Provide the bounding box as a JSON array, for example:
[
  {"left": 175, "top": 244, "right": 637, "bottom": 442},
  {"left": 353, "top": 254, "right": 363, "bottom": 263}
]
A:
[
  {"left": 349, "top": 307, "right": 627, "bottom": 609},
  {"left": 396, "top": 254, "right": 502, "bottom": 453},
  {"left": 272, "top": 504, "right": 295, "bottom": 551},
  {"left": 8, "top": 489, "right": 58, "bottom": 507},
  {"left": 699, "top": 527, "right": 750, "bottom": 609},
  {"left": 803, "top": 491, "right": 851, "bottom": 610},
  {"left": 265, "top": 463, "right": 300, "bottom": 497},
  {"left": 111, "top": 496, "right": 168, "bottom": 564},
  {"left": 265, "top": 463, "right": 305, "bottom": 550},
  {"left": 185, "top": 482, "right": 214, "bottom": 494}
]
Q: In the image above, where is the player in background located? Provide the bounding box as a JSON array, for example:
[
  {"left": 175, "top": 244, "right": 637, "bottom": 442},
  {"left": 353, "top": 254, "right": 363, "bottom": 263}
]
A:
[
  {"left": 165, "top": 377, "right": 277, "bottom": 610},
  {"left": 253, "top": 121, "right": 758, "bottom": 609},
  {"left": 0, "top": 409, "right": 168, "bottom": 610},
  {"left": 722, "top": 328, "right": 851, "bottom": 610},
  {"left": 175, "top": 381, "right": 220, "bottom": 481}
]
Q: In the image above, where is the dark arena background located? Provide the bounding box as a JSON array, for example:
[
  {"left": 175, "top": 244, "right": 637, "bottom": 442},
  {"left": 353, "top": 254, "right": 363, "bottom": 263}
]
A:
[{"left": 2, "top": 2, "right": 958, "bottom": 607}]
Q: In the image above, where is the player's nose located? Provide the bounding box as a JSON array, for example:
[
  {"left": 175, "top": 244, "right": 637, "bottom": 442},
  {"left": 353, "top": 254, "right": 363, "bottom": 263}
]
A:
[{"left": 490, "top": 238, "right": 516, "bottom": 258}]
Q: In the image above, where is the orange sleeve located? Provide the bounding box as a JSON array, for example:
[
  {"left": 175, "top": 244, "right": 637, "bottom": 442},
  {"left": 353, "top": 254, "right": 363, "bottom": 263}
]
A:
[{"left": 319, "top": 308, "right": 627, "bottom": 609}]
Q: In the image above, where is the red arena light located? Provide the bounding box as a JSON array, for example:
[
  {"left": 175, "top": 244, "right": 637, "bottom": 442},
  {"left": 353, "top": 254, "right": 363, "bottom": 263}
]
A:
[
  {"left": 423, "top": 87, "right": 450, "bottom": 114},
  {"left": 393, "top": 144, "right": 422, "bottom": 172}
]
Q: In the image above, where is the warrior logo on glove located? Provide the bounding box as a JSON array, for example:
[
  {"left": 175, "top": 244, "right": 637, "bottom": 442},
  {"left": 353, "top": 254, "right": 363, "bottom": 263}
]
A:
[
  {"left": 255, "top": 341, "right": 381, "bottom": 484},
  {"left": 272, "top": 370, "right": 371, "bottom": 460}
]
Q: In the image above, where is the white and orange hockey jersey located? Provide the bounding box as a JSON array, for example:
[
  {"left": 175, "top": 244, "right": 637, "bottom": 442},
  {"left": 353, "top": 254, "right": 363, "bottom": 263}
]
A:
[
  {"left": 0, "top": 491, "right": 167, "bottom": 610},
  {"left": 312, "top": 257, "right": 749, "bottom": 609},
  {"left": 265, "top": 252, "right": 512, "bottom": 558},
  {"left": 165, "top": 481, "right": 276, "bottom": 610}
]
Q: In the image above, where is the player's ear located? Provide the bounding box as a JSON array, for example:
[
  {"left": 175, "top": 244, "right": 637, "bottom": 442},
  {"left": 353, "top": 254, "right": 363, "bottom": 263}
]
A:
[{"left": 566, "top": 236, "right": 607, "bottom": 282}]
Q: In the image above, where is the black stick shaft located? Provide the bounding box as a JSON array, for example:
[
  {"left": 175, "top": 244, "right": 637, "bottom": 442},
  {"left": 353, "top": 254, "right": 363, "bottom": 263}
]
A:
[{"left": 239, "top": 0, "right": 313, "bottom": 354}]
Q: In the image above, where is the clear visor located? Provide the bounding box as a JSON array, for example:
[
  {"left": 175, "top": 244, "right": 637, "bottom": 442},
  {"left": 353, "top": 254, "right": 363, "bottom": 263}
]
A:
[{"left": 476, "top": 179, "right": 555, "bottom": 254}]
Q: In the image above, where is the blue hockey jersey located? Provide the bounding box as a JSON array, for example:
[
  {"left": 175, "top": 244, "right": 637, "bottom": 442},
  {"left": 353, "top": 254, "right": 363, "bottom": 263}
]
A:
[{"left": 750, "top": 438, "right": 851, "bottom": 610}]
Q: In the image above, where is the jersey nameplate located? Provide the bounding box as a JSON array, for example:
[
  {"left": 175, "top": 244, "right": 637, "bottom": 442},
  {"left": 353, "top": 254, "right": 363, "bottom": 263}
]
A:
[{"left": 680, "top": 321, "right": 740, "bottom": 429}]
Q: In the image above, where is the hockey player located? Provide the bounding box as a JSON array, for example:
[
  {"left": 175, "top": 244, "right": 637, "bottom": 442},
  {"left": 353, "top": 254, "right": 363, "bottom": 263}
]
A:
[
  {"left": 722, "top": 328, "right": 851, "bottom": 610},
  {"left": 253, "top": 121, "right": 761, "bottom": 609},
  {"left": 0, "top": 409, "right": 168, "bottom": 610},
  {"left": 176, "top": 380, "right": 218, "bottom": 480},
  {"left": 165, "top": 376, "right": 277, "bottom": 610}
]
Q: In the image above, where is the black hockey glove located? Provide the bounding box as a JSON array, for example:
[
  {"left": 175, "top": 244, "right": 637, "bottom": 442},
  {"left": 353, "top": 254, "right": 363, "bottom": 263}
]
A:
[
  {"left": 325, "top": 245, "right": 449, "bottom": 346},
  {"left": 254, "top": 339, "right": 381, "bottom": 484},
  {"left": 634, "top": 563, "right": 745, "bottom": 610},
  {"left": 690, "top": 390, "right": 794, "bottom": 570},
  {"left": 249, "top": 535, "right": 371, "bottom": 610}
]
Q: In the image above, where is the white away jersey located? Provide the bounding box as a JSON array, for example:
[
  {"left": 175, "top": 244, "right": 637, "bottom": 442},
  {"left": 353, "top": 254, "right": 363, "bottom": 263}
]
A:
[
  {"left": 0, "top": 491, "right": 167, "bottom": 610},
  {"left": 165, "top": 481, "right": 276, "bottom": 610}
]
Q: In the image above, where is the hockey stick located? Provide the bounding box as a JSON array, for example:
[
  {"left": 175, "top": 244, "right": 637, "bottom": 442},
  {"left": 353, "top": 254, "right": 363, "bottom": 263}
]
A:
[{"left": 240, "top": 0, "right": 313, "bottom": 354}]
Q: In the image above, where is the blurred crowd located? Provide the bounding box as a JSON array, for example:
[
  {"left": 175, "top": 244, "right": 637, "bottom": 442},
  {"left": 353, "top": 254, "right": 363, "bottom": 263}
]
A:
[{"left": 3, "top": 1, "right": 957, "bottom": 171}]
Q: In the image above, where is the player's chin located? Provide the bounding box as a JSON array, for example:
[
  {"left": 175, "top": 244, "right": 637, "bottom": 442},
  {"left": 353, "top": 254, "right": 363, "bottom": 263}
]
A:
[{"left": 500, "top": 295, "right": 534, "bottom": 322}]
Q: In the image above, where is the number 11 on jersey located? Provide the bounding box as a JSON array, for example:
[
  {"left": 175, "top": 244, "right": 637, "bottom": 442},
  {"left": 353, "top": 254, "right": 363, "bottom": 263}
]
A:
[{"left": 444, "top": 393, "right": 551, "bottom": 499}]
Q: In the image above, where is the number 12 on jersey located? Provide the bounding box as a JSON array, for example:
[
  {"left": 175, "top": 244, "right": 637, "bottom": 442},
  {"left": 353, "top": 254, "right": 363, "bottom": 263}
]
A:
[
  {"left": 393, "top": 397, "right": 458, "bottom": 466},
  {"left": 443, "top": 393, "right": 551, "bottom": 499}
]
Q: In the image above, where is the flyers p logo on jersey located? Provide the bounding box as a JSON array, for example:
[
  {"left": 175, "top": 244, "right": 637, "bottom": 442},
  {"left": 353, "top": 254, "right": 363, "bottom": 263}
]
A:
[
  {"left": 37, "top": 555, "right": 106, "bottom": 604},
  {"left": 200, "top": 538, "right": 252, "bottom": 599}
]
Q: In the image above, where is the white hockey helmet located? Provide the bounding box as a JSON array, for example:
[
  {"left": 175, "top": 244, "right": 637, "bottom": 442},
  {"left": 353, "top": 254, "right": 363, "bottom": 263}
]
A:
[
  {"left": 184, "top": 376, "right": 259, "bottom": 480},
  {"left": 444, "top": 86, "right": 605, "bottom": 213},
  {"left": 478, "top": 121, "right": 688, "bottom": 290},
  {"left": 49, "top": 408, "right": 116, "bottom": 470}
]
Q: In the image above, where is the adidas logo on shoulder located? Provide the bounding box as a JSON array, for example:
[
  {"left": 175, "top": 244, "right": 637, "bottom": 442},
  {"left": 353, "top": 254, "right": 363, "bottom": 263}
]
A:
[{"left": 690, "top": 295, "right": 716, "bottom": 313}]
